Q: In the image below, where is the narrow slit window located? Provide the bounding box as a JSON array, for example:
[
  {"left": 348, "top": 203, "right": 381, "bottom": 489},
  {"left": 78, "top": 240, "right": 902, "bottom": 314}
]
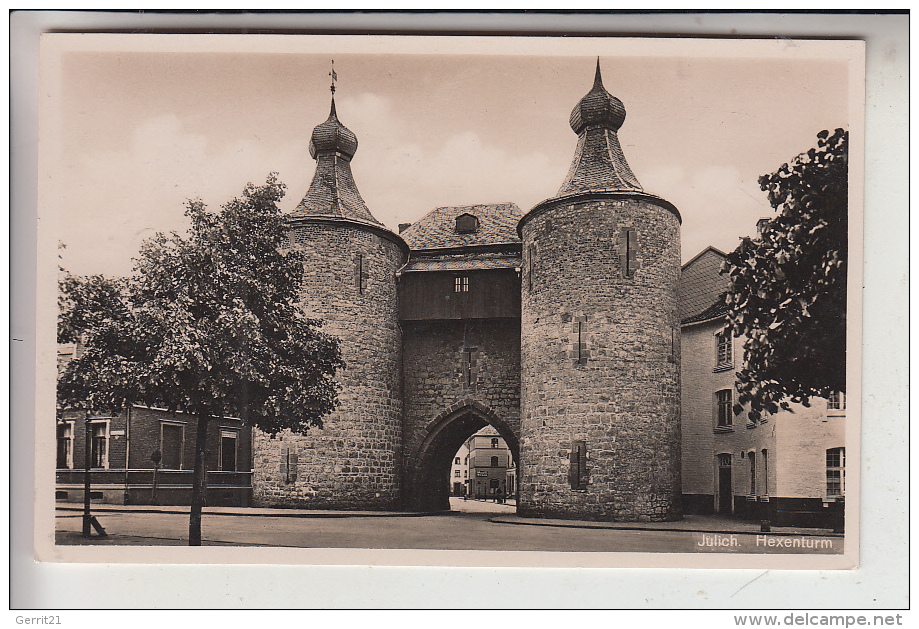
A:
[
  {"left": 619, "top": 228, "right": 640, "bottom": 277},
  {"left": 280, "top": 444, "right": 298, "bottom": 484},
  {"left": 354, "top": 253, "right": 364, "bottom": 293},
  {"left": 528, "top": 244, "right": 536, "bottom": 292},
  {"left": 569, "top": 440, "right": 588, "bottom": 490},
  {"left": 462, "top": 347, "right": 478, "bottom": 389},
  {"left": 571, "top": 316, "right": 588, "bottom": 366}
]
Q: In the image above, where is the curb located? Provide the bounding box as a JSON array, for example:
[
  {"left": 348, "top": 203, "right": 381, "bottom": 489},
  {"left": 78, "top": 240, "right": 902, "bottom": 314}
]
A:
[
  {"left": 55, "top": 505, "right": 454, "bottom": 519},
  {"left": 488, "top": 515, "right": 844, "bottom": 537}
]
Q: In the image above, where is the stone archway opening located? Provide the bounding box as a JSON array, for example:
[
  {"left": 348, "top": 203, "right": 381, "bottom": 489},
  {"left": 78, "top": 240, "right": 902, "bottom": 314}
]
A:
[{"left": 408, "top": 401, "right": 519, "bottom": 512}]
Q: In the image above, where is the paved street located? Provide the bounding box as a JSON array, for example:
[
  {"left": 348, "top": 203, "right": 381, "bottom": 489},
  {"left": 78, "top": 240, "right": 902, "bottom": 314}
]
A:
[{"left": 56, "top": 498, "right": 842, "bottom": 554}]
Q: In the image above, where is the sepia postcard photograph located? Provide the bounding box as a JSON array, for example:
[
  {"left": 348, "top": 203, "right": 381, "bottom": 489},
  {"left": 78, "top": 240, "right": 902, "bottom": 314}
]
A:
[{"left": 32, "top": 30, "right": 865, "bottom": 575}]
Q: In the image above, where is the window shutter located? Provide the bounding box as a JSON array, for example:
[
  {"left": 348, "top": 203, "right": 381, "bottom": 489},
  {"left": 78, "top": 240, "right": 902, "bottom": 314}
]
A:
[
  {"left": 288, "top": 447, "right": 298, "bottom": 482},
  {"left": 279, "top": 445, "right": 288, "bottom": 478}
]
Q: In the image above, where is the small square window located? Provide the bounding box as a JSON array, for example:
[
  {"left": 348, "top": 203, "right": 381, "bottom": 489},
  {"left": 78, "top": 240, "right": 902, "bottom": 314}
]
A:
[{"left": 454, "top": 276, "right": 469, "bottom": 293}]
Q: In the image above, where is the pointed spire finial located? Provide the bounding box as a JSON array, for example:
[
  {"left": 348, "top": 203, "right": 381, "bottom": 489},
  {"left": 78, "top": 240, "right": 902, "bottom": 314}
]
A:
[
  {"left": 594, "top": 57, "right": 603, "bottom": 87},
  {"left": 329, "top": 59, "right": 337, "bottom": 95}
]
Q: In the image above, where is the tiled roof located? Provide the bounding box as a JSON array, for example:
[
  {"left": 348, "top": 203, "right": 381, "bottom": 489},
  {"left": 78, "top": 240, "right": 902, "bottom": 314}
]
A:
[
  {"left": 682, "top": 298, "right": 729, "bottom": 325},
  {"left": 291, "top": 97, "right": 385, "bottom": 227},
  {"left": 556, "top": 127, "right": 642, "bottom": 195},
  {"left": 400, "top": 203, "right": 522, "bottom": 251},
  {"left": 402, "top": 252, "right": 520, "bottom": 273},
  {"left": 553, "top": 62, "right": 642, "bottom": 196},
  {"left": 679, "top": 246, "right": 731, "bottom": 322}
]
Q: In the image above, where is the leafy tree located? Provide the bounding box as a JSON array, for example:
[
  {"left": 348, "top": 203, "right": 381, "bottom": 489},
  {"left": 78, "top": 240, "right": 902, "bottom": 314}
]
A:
[
  {"left": 58, "top": 175, "right": 343, "bottom": 545},
  {"left": 722, "top": 128, "right": 848, "bottom": 421}
]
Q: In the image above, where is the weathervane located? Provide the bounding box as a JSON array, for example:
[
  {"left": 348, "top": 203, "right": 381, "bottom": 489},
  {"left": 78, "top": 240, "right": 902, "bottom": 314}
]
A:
[{"left": 329, "top": 59, "right": 337, "bottom": 95}]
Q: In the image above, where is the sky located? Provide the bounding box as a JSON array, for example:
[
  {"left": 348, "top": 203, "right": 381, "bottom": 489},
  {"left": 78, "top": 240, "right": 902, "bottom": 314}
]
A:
[{"left": 42, "top": 36, "right": 851, "bottom": 277}]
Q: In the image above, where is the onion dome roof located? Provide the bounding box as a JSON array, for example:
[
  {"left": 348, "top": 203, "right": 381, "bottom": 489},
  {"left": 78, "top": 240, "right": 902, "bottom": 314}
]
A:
[
  {"left": 309, "top": 98, "right": 358, "bottom": 159},
  {"left": 292, "top": 95, "right": 384, "bottom": 226},
  {"left": 569, "top": 60, "right": 627, "bottom": 134},
  {"left": 554, "top": 59, "right": 642, "bottom": 194}
]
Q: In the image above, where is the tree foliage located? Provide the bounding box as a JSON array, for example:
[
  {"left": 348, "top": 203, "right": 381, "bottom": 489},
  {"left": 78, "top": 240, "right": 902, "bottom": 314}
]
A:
[
  {"left": 722, "top": 128, "right": 848, "bottom": 421},
  {"left": 58, "top": 174, "right": 343, "bottom": 543}
]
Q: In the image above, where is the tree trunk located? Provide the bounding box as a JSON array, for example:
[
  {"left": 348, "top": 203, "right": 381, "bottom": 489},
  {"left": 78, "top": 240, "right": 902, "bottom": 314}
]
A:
[{"left": 188, "top": 413, "right": 210, "bottom": 546}]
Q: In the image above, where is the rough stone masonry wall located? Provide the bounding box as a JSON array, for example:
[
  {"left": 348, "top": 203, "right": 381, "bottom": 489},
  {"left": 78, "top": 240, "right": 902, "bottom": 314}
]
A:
[
  {"left": 251, "top": 222, "right": 405, "bottom": 510},
  {"left": 401, "top": 318, "right": 521, "bottom": 501},
  {"left": 519, "top": 197, "right": 682, "bottom": 521}
]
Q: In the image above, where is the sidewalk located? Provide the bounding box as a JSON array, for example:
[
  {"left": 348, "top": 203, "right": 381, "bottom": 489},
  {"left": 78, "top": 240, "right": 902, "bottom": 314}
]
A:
[
  {"left": 489, "top": 513, "right": 842, "bottom": 537},
  {"left": 55, "top": 503, "right": 841, "bottom": 536}
]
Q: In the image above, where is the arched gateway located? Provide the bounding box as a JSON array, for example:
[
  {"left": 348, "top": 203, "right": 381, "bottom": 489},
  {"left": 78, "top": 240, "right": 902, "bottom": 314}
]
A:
[{"left": 406, "top": 400, "right": 519, "bottom": 512}]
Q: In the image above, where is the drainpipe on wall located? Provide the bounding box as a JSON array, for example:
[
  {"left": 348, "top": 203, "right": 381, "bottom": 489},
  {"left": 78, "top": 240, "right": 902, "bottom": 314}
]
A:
[{"left": 123, "top": 405, "right": 131, "bottom": 504}]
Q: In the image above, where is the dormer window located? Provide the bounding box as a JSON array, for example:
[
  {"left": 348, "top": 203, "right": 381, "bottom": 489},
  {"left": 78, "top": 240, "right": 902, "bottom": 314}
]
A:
[{"left": 455, "top": 213, "right": 479, "bottom": 234}]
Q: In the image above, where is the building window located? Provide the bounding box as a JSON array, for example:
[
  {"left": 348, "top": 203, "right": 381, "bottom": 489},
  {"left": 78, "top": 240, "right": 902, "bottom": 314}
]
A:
[
  {"left": 569, "top": 440, "right": 588, "bottom": 490},
  {"left": 463, "top": 470, "right": 467, "bottom": 478},
  {"left": 716, "top": 328, "right": 733, "bottom": 368},
  {"left": 56, "top": 422, "right": 74, "bottom": 469},
  {"left": 718, "top": 453, "right": 732, "bottom": 467},
  {"left": 454, "top": 457, "right": 460, "bottom": 465},
  {"left": 462, "top": 347, "right": 478, "bottom": 389},
  {"left": 761, "top": 449, "right": 768, "bottom": 495},
  {"left": 455, "top": 213, "right": 479, "bottom": 234},
  {"left": 454, "top": 275, "right": 469, "bottom": 293},
  {"left": 455, "top": 469, "right": 461, "bottom": 478},
  {"left": 219, "top": 430, "right": 238, "bottom": 472},
  {"left": 569, "top": 316, "right": 589, "bottom": 366},
  {"left": 716, "top": 389, "right": 733, "bottom": 428},
  {"left": 354, "top": 253, "right": 363, "bottom": 293},
  {"left": 160, "top": 422, "right": 184, "bottom": 470},
  {"left": 749, "top": 451, "right": 756, "bottom": 495},
  {"left": 464, "top": 455, "right": 468, "bottom": 464},
  {"left": 826, "top": 447, "right": 845, "bottom": 497},
  {"left": 280, "top": 444, "right": 298, "bottom": 484},
  {"left": 491, "top": 456, "right": 499, "bottom": 468},
  {"left": 491, "top": 438, "right": 499, "bottom": 448},
  {"left": 90, "top": 421, "right": 109, "bottom": 469},
  {"left": 828, "top": 392, "right": 846, "bottom": 410},
  {"left": 619, "top": 228, "right": 640, "bottom": 277}
]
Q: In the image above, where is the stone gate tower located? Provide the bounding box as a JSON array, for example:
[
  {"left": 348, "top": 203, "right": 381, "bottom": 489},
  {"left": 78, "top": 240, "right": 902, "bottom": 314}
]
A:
[
  {"left": 251, "top": 91, "right": 408, "bottom": 510},
  {"left": 517, "top": 61, "right": 682, "bottom": 521}
]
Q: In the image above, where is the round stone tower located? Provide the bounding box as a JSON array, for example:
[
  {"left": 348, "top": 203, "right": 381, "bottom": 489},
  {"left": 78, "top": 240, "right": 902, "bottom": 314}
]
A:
[
  {"left": 251, "top": 89, "right": 408, "bottom": 510},
  {"left": 517, "top": 61, "right": 682, "bottom": 521}
]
